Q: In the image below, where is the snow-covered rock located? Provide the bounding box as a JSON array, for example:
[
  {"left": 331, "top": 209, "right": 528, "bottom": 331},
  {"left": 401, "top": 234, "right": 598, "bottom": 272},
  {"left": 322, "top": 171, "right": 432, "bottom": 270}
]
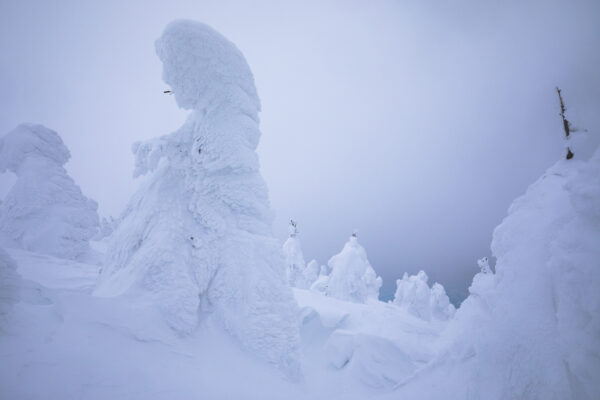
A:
[
  {"left": 326, "top": 234, "right": 382, "bottom": 303},
  {"left": 95, "top": 20, "right": 300, "bottom": 377},
  {"left": 0, "top": 124, "right": 99, "bottom": 260},
  {"left": 393, "top": 271, "right": 455, "bottom": 321}
]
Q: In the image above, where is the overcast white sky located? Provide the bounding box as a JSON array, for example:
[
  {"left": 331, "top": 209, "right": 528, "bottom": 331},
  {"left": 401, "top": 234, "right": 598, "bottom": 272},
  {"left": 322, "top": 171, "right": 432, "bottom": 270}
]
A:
[{"left": 1, "top": 0, "right": 598, "bottom": 301}]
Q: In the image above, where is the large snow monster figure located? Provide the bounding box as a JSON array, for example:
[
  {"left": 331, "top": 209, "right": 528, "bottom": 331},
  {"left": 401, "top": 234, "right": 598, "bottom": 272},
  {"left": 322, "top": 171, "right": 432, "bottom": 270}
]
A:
[
  {"left": 0, "top": 123, "right": 99, "bottom": 260},
  {"left": 95, "top": 20, "right": 300, "bottom": 377}
]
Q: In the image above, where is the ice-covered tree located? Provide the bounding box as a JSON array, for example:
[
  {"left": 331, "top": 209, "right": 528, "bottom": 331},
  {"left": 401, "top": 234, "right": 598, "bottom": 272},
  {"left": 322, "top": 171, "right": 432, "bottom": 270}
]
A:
[
  {"left": 408, "top": 148, "right": 600, "bottom": 399},
  {"left": 326, "top": 232, "right": 382, "bottom": 302},
  {"left": 282, "top": 219, "right": 308, "bottom": 288},
  {"left": 393, "top": 271, "right": 455, "bottom": 320},
  {"left": 0, "top": 124, "right": 99, "bottom": 260},
  {"left": 94, "top": 20, "right": 300, "bottom": 377},
  {"left": 477, "top": 256, "right": 492, "bottom": 274}
]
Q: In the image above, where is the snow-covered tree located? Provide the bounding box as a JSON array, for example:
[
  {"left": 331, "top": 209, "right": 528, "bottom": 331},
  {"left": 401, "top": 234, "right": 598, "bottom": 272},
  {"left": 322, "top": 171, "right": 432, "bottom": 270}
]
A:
[
  {"left": 326, "top": 233, "right": 382, "bottom": 303},
  {"left": 477, "top": 256, "right": 492, "bottom": 274},
  {"left": 282, "top": 219, "right": 308, "bottom": 288},
  {"left": 0, "top": 124, "right": 99, "bottom": 260},
  {"left": 94, "top": 20, "right": 300, "bottom": 377},
  {"left": 393, "top": 271, "right": 455, "bottom": 320},
  {"left": 411, "top": 148, "right": 600, "bottom": 399}
]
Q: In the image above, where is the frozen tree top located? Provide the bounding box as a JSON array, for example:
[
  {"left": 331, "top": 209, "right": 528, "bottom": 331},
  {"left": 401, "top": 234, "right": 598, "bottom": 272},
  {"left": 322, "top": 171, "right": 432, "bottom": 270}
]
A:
[
  {"left": 155, "top": 20, "right": 260, "bottom": 112},
  {"left": 0, "top": 123, "right": 70, "bottom": 174}
]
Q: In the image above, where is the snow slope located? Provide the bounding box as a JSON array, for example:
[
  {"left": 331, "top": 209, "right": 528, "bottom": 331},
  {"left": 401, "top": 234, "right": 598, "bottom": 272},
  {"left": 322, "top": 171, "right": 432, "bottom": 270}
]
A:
[{"left": 0, "top": 246, "right": 451, "bottom": 400}]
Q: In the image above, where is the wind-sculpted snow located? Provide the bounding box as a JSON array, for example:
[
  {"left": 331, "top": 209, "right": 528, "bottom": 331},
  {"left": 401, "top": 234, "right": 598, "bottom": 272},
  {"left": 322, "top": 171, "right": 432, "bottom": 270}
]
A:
[
  {"left": 393, "top": 271, "right": 455, "bottom": 320},
  {"left": 396, "top": 150, "right": 600, "bottom": 400},
  {"left": 326, "top": 235, "right": 382, "bottom": 303},
  {"left": 0, "top": 124, "right": 99, "bottom": 260},
  {"left": 95, "top": 20, "right": 300, "bottom": 378}
]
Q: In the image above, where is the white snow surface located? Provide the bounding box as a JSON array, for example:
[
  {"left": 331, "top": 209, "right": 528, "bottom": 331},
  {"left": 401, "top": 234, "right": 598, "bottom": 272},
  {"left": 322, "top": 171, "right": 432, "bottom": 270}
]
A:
[
  {"left": 2, "top": 148, "right": 599, "bottom": 399},
  {"left": 0, "top": 124, "right": 99, "bottom": 260},
  {"left": 326, "top": 235, "right": 382, "bottom": 303},
  {"left": 94, "top": 20, "right": 300, "bottom": 377},
  {"left": 0, "top": 246, "right": 450, "bottom": 400}
]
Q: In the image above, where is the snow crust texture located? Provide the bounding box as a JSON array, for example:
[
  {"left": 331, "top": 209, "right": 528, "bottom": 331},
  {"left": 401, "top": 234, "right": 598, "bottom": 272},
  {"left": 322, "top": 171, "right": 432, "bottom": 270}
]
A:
[
  {"left": 326, "top": 236, "right": 382, "bottom": 303},
  {"left": 95, "top": 20, "right": 300, "bottom": 377},
  {"left": 0, "top": 124, "right": 99, "bottom": 260}
]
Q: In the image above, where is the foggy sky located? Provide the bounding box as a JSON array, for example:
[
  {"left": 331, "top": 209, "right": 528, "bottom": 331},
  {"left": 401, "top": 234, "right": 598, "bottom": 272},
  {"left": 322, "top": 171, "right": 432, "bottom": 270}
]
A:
[{"left": 1, "top": 0, "right": 598, "bottom": 302}]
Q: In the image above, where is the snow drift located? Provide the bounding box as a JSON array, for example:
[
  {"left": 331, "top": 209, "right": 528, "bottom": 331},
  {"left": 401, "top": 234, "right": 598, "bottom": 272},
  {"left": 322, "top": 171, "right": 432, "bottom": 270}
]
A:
[
  {"left": 0, "top": 124, "right": 99, "bottom": 260},
  {"left": 94, "top": 20, "right": 300, "bottom": 377}
]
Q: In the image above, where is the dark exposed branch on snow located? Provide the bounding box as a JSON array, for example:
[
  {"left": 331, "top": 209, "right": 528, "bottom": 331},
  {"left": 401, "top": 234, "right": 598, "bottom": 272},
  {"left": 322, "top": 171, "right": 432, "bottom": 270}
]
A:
[{"left": 556, "top": 87, "right": 573, "bottom": 160}]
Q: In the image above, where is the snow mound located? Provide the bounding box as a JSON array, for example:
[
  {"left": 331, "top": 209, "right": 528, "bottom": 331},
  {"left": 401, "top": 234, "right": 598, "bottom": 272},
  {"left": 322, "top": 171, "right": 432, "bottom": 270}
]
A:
[
  {"left": 0, "top": 124, "right": 99, "bottom": 260},
  {"left": 95, "top": 20, "right": 300, "bottom": 378},
  {"left": 325, "top": 330, "right": 416, "bottom": 389},
  {"left": 393, "top": 271, "right": 455, "bottom": 320},
  {"left": 294, "top": 288, "right": 446, "bottom": 392},
  {"left": 326, "top": 235, "right": 382, "bottom": 303}
]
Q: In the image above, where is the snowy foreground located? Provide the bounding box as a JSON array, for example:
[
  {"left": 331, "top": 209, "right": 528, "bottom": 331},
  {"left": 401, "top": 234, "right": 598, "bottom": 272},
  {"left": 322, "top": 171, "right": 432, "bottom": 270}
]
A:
[
  {"left": 0, "top": 246, "right": 449, "bottom": 399},
  {"left": 1, "top": 19, "right": 599, "bottom": 399}
]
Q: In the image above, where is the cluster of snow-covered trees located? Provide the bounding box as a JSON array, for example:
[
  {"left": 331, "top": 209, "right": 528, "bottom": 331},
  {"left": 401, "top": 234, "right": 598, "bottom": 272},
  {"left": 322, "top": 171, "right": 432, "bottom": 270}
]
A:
[
  {"left": 282, "top": 220, "right": 455, "bottom": 320},
  {"left": 1, "top": 18, "right": 598, "bottom": 399}
]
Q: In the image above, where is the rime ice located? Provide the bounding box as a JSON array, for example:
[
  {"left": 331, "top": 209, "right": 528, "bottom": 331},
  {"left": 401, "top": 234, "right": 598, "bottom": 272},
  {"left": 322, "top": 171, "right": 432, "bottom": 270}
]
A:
[
  {"left": 0, "top": 124, "right": 99, "bottom": 260},
  {"left": 326, "top": 234, "right": 382, "bottom": 303},
  {"left": 95, "top": 20, "right": 300, "bottom": 377}
]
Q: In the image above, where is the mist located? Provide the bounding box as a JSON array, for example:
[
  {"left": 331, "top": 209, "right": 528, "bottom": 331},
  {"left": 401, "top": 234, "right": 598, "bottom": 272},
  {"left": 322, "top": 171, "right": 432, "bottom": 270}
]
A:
[{"left": 1, "top": 0, "right": 598, "bottom": 302}]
